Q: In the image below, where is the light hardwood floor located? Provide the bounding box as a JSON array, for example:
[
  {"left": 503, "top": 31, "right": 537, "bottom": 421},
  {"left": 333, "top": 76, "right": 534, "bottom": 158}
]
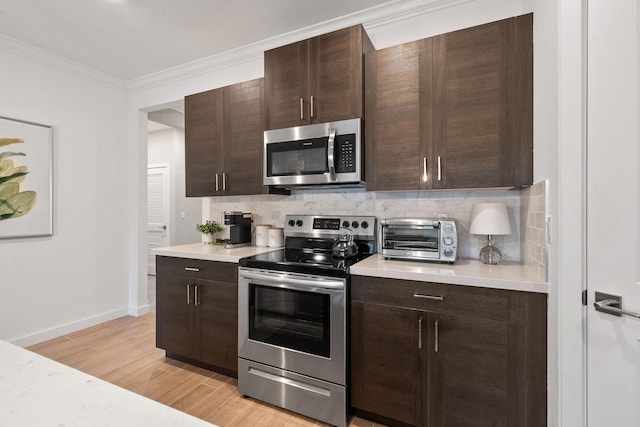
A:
[{"left": 28, "top": 314, "right": 385, "bottom": 427}]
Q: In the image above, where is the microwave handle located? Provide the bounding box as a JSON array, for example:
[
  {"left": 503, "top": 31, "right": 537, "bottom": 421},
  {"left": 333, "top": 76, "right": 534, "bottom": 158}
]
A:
[{"left": 327, "top": 128, "right": 337, "bottom": 181}]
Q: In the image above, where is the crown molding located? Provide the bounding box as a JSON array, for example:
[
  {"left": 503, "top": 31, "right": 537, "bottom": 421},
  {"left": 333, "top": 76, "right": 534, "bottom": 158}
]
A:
[
  {"left": 0, "top": 33, "right": 127, "bottom": 93},
  {"left": 126, "top": 0, "right": 472, "bottom": 93}
]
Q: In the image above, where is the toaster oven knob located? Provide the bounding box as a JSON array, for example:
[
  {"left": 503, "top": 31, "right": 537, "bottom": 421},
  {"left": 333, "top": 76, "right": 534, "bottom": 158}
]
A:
[
  {"left": 444, "top": 248, "right": 454, "bottom": 258},
  {"left": 361, "top": 221, "right": 369, "bottom": 229},
  {"left": 351, "top": 221, "right": 359, "bottom": 229},
  {"left": 443, "top": 236, "right": 453, "bottom": 245},
  {"left": 296, "top": 220, "right": 304, "bottom": 227},
  {"left": 288, "top": 219, "right": 296, "bottom": 227}
]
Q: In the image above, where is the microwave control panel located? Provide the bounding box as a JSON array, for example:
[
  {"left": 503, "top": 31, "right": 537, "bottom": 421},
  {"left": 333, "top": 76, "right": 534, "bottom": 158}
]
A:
[{"left": 335, "top": 134, "right": 356, "bottom": 173}]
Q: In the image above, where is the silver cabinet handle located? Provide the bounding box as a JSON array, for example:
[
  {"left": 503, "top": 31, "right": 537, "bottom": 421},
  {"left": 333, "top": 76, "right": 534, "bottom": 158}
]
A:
[
  {"left": 300, "top": 97, "right": 304, "bottom": 120},
  {"left": 215, "top": 173, "right": 219, "bottom": 192},
  {"left": 184, "top": 267, "right": 200, "bottom": 272},
  {"left": 222, "top": 172, "right": 227, "bottom": 191},
  {"left": 422, "top": 158, "right": 428, "bottom": 182},
  {"left": 594, "top": 292, "right": 640, "bottom": 318},
  {"left": 310, "top": 95, "right": 315, "bottom": 118},
  {"left": 414, "top": 293, "right": 444, "bottom": 301},
  {"left": 437, "top": 156, "right": 442, "bottom": 181},
  {"left": 418, "top": 316, "right": 423, "bottom": 349},
  {"left": 194, "top": 285, "right": 201, "bottom": 306},
  {"left": 186, "top": 284, "right": 193, "bottom": 305},
  {"left": 434, "top": 320, "right": 439, "bottom": 353}
]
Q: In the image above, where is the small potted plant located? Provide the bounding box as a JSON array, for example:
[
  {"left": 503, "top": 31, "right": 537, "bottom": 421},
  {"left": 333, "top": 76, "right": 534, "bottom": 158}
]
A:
[{"left": 196, "top": 220, "right": 223, "bottom": 244}]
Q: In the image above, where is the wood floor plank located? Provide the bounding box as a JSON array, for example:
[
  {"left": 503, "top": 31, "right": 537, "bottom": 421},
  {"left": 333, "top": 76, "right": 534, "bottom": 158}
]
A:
[{"left": 27, "top": 314, "right": 386, "bottom": 427}]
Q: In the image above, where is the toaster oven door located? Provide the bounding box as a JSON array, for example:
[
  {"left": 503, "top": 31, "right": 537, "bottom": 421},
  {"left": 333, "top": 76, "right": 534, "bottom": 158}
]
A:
[{"left": 382, "top": 224, "right": 441, "bottom": 260}]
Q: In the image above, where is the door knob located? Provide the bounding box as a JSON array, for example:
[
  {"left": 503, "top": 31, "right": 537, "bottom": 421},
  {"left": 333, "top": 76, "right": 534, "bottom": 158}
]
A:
[{"left": 594, "top": 291, "right": 640, "bottom": 319}]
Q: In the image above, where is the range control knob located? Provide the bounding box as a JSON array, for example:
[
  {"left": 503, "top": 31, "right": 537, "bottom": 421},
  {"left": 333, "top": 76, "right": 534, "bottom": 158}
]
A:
[
  {"left": 296, "top": 220, "right": 304, "bottom": 227},
  {"left": 351, "top": 221, "right": 359, "bottom": 229},
  {"left": 361, "top": 221, "right": 369, "bottom": 229},
  {"left": 288, "top": 219, "right": 296, "bottom": 227},
  {"left": 342, "top": 220, "right": 350, "bottom": 228}
]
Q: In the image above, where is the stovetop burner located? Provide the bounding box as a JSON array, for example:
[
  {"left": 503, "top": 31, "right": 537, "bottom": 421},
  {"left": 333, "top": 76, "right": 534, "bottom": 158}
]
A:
[{"left": 239, "top": 214, "right": 377, "bottom": 278}]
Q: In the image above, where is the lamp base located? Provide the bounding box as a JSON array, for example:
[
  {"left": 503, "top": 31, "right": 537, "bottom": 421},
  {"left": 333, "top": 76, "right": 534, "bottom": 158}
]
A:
[{"left": 479, "top": 240, "right": 502, "bottom": 265}]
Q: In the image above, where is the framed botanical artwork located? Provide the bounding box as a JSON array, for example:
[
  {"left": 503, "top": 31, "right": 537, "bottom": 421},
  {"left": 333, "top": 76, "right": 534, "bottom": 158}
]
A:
[{"left": 0, "top": 116, "right": 53, "bottom": 238}]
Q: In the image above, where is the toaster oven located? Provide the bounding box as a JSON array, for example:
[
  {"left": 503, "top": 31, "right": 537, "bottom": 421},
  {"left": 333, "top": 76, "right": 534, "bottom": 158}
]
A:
[{"left": 380, "top": 218, "right": 457, "bottom": 263}]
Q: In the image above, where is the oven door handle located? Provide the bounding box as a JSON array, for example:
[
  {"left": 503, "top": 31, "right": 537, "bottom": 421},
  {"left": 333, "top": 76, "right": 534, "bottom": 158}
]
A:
[{"left": 239, "top": 269, "right": 344, "bottom": 291}]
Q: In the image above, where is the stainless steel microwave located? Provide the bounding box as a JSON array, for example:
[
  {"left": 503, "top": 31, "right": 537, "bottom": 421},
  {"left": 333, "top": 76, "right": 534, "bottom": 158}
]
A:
[
  {"left": 380, "top": 218, "right": 458, "bottom": 263},
  {"left": 263, "top": 118, "right": 362, "bottom": 187}
]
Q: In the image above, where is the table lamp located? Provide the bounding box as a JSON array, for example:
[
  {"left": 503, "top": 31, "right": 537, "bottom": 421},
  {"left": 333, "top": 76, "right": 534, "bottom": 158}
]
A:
[{"left": 469, "top": 202, "right": 512, "bottom": 265}]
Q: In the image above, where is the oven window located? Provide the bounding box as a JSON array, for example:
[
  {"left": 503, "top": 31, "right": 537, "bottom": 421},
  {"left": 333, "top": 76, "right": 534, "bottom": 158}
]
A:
[
  {"left": 249, "top": 284, "right": 330, "bottom": 357},
  {"left": 384, "top": 226, "right": 439, "bottom": 252}
]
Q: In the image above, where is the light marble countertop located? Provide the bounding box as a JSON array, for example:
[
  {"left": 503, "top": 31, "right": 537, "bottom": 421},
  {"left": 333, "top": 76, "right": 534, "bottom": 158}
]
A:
[
  {"left": 153, "top": 244, "right": 547, "bottom": 294},
  {"left": 153, "top": 243, "right": 281, "bottom": 263},
  {"left": 350, "top": 255, "right": 548, "bottom": 294},
  {"left": 0, "top": 340, "right": 214, "bottom": 426}
]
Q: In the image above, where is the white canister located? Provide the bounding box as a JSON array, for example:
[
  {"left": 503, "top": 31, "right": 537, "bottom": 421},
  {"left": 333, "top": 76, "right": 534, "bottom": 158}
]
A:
[
  {"left": 268, "top": 227, "right": 284, "bottom": 247},
  {"left": 255, "top": 224, "right": 271, "bottom": 247}
]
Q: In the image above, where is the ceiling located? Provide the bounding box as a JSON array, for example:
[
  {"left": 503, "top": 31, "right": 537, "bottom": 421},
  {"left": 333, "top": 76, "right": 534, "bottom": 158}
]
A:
[{"left": 0, "top": 0, "right": 395, "bottom": 81}]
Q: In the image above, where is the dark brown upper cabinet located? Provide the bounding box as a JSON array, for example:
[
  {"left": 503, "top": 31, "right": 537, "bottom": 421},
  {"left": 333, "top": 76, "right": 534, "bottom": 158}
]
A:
[
  {"left": 264, "top": 25, "right": 374, "bottom": 130},
  {"left": 185, "top": 78, "right": 266, "bottom": 197},
  {"left": 365, "top": 14, "right": 533, "bottom": 191}
]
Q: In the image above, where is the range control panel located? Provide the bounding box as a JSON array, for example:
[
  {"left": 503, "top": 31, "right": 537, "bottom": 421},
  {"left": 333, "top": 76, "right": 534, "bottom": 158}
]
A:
[{"left": 284, "top": 214, "right": 376, "bottom": 240}]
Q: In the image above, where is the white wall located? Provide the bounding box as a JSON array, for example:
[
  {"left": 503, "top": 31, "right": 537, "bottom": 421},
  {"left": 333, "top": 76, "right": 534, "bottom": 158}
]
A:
[
  {"left": 0, "top": 48, "right": 130, "bottom": 346},
  {"left": 147, "top": 128, "right": 200, "bottom": 245}
]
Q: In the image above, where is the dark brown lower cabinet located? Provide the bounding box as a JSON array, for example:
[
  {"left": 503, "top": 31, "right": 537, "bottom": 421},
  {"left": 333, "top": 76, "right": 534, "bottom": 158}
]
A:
[
  {"left": 156, "top": 256, "right": 238, "bottom": 376},
  {"left": 351, "top": 276, "right": 546, "bottom": 427}
]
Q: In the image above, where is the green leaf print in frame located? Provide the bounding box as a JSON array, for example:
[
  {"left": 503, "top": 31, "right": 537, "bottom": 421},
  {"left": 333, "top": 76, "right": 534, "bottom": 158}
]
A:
[{"left": 0, "top": 117, "right": 53, "bottom": 238}]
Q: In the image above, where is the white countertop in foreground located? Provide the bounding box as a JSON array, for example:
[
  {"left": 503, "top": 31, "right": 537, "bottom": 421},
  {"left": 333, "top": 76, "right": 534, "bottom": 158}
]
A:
[
  {"left": 0, "top": 340, "right": 214, "bottom": 427},
  {"left": 153, "top": 243, "right": 280, "bottom": 263},
  {"left": 350, "top": 255, "right": 548, "bottom": 294}
]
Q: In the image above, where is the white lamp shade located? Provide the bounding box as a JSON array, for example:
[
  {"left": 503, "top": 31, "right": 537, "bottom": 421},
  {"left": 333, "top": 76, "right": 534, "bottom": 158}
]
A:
[{"left": 469, "top": 203, "right": 512, "bottom": 235}]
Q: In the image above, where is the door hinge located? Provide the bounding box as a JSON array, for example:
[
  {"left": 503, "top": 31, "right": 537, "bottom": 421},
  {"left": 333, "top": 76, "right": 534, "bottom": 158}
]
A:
[{"left": 582, "top": 289, "right": 588, "bottom": 306}]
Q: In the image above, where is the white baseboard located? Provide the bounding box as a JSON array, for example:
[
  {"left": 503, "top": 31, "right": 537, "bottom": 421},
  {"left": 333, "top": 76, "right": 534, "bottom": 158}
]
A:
[
  {"left": 129, "top": 304, "right": 151, "bottom": 317},
  {"left": 10, "top": 308, "right": 130, "bottom": 348}
]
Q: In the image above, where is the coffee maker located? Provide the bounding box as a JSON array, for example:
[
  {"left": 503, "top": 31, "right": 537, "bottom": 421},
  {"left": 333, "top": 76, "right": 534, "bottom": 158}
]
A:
[{"left": 224, "top": 211, "right": 252, "bottom": 248}]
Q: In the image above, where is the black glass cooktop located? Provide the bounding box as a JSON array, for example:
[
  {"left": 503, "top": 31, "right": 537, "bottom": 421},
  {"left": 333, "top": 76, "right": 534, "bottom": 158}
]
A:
[{"left": 239, "top": 249, "right": 372, "bottom": 278}]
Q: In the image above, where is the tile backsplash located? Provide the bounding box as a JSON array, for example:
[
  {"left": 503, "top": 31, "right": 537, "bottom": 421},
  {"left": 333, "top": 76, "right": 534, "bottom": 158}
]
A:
[
  {"left": 520, "top": 181, "right": 548, "bottom": 282},
  {"left": 205, "top": 188, "right": 524, "bottom": 262}
]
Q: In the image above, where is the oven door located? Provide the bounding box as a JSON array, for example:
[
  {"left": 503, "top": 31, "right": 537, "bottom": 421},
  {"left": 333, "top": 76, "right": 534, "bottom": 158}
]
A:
[
  {"left": 381, "top": 223, "right": 441, "bottom": 260},
  {"left": 238, "top": 267, "right": 346, "bottom": 385}
]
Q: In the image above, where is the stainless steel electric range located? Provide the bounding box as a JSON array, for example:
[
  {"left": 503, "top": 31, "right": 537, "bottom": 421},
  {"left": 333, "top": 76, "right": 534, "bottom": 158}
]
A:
[{"left": 237, "top": 214, "right": 377, "bottom": 427}]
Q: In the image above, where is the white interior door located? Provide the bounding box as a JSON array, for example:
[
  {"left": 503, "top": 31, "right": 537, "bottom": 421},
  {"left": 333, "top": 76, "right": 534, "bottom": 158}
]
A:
[
  {"left": 147, "top": 165, "right": 170, "bottom": 275},
  {"left": 587, "top": 1, "right": 640, "bottom": 425}
]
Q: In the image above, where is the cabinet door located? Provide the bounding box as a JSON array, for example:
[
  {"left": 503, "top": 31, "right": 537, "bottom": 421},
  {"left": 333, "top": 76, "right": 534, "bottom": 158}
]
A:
[
  {"left": 264, "top": 40, "right": 308, "bottom": 130},
  {"left": 427, "top": 313, "right": 526, "bottom": 427},
  {"left": 222, "top": 78, "right": 266, "bottom": 196},
  {"left": 351, "top": 301, "right": 422, "bottom": 426},
  {"left": 431, "top": 15, "right": 533, "bottom": 189},
  {"left": 198, "top": 275, "right": 238, "bottom": 373},
  {"left": 308, "top": 26, "right": 365, "bottom": 124},
  {"left": 185, "top": 89, "right": 223, "bottom": 196},
  {"left": 156, "top": 275, "right": 199, "bottom": 360},
  {"left": 366, "top": 39, "right": 431, "bottom": 191}
]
